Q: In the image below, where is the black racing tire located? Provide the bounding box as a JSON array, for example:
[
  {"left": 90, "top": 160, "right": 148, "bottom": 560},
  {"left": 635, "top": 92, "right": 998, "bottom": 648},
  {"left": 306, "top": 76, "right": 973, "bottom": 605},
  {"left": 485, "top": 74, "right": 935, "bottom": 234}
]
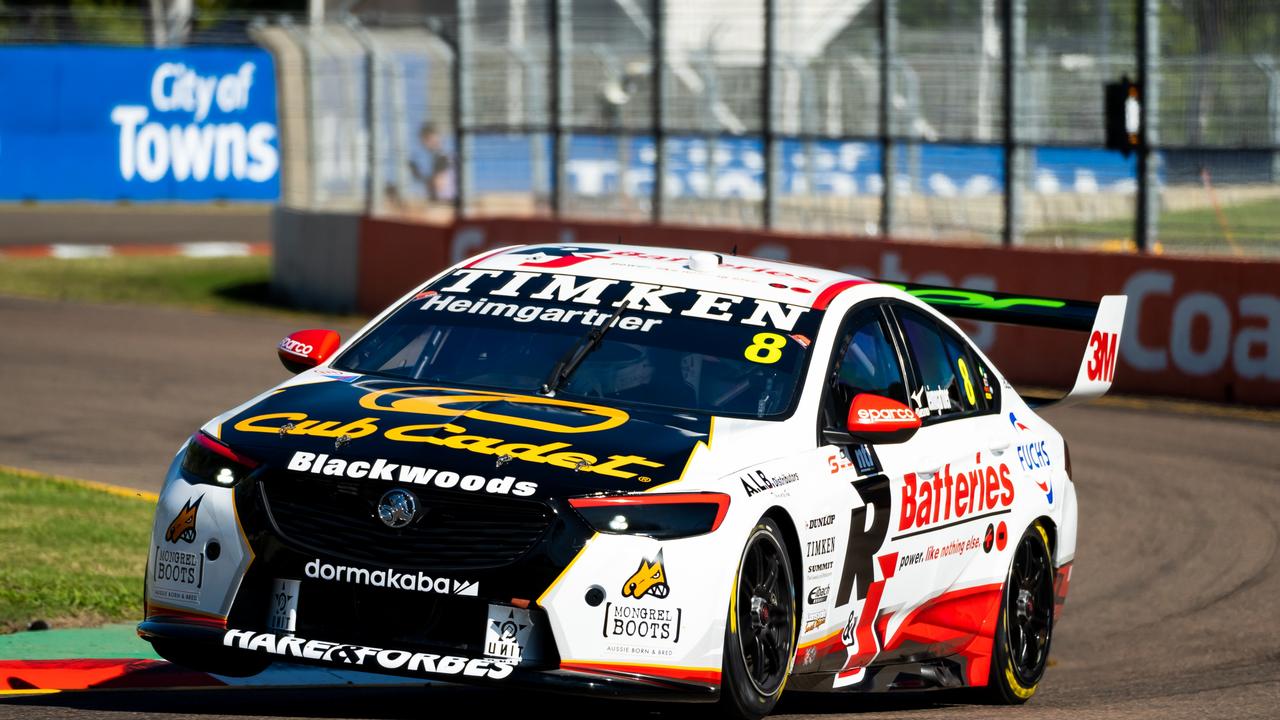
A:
[
  {"left": 983, "top": 522, "right": 1055, "bottom": 704},
  {"left": 150, "top": 639, "right": 272, "bottom": 678},
  {"left": 720, "top": 517, "right": 797, "bottom": 720}
]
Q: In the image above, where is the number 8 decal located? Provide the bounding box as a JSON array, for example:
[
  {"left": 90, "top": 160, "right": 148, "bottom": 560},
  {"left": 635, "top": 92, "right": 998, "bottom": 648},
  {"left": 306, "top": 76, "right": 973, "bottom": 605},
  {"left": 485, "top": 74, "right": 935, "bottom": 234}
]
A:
[
  {"left": 957, "top": 357, "right": 977, "bottom": 406},
  {"left": 744, "top": 332, "right": 787, "bottom": 364}
]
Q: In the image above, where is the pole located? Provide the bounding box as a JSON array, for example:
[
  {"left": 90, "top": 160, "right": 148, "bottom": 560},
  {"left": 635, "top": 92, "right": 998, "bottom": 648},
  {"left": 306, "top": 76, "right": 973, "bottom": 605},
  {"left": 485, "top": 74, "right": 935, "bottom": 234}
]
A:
[
  {"left": 762, "top": 0, "right": 778, "bottom": 229},
  {"left": 880, "top": 0, "right": 897, "bottom": 238},
  {"left": 455, "top": 0, "right": 475, "bottom": 218},
  {"left": 345, "top": 18, "right": 381, "bottom": 214},
  {"left": 1136, "top": 0, "right": 1159, "bottom": 252},
  {"left": 550, "top": 0, "right": 571, "bottom": 216},
  {"left": 1002, "top": 0, "right": 1026, "bottom": 245},
  {"left": 651, "top": 0, "right": 666, "bottom": 223}
]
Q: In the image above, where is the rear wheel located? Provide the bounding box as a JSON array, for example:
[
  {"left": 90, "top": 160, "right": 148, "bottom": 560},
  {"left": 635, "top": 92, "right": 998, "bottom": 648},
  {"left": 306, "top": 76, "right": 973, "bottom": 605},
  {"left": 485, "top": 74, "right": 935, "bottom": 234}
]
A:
[
  {"left": 984, "top": 523, "right": 1055, "bottom": 703},
  {"left": 720, "top": 517, "right": 796, "bottom": 720}
]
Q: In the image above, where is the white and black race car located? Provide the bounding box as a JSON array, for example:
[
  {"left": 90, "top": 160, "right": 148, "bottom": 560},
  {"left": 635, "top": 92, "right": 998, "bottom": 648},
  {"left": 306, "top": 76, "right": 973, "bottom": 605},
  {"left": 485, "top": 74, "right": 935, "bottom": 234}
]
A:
[{"left": 141, "top": 243, "right": 1126, "bottom": 718}]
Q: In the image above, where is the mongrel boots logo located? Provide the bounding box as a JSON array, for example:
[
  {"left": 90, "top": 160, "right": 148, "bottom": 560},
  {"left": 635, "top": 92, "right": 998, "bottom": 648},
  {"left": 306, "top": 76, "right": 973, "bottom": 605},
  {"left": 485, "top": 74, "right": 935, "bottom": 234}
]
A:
[
  {"left": 621, "top": 550, "right": 670, "bottom": 599},
  {"left": 111, "top": 61, "right": 278, "bottom": 184},
  {"left": 164, "top": 495, "right": 203, "bottom": 544},
  {"left": 305, "top": 559, "right": 478, "bottom": 596}
]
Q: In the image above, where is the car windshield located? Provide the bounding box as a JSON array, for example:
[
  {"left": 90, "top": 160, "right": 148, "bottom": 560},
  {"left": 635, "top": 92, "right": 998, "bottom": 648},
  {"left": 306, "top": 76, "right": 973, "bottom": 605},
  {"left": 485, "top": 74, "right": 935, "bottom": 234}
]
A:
[{"left": 332, "top": 269, "right": 824, "bottom": 419}]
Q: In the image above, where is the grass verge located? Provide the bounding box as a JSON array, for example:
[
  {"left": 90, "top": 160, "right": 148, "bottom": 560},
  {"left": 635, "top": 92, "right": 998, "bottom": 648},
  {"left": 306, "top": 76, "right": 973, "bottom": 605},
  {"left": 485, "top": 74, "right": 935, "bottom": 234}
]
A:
[
  {"left": 0, "top": 470, "right": 154, "bottom": 634},
  {"left": 1027, "top": 197, "right": 1280, "bottom": 253},
  {"left": 0, "top": 255, "right": 351, "bottom": 319}
]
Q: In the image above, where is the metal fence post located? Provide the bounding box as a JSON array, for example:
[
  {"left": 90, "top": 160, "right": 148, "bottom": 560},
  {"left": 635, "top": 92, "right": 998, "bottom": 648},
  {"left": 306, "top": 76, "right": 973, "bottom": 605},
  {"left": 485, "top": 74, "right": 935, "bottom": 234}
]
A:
[
  {"left": 1002, "top": 0, "right": 1026, "bottom": 245},
  {"left": 279, "top": 18, "right": 317, "bottom": 209},
  {"left": 1256, "top": 56, "right": 1280, "bottom": 182},
  {"left": 1136, "top": 0, "right": 1159, "bottom": 252},
  {"left": 455, "top": 0, "right": 476, "bottom": 218},
  {"left": 880, "top": 0, "right": 897, "bottom": 238},
  {"left": 651, "top": 0, "right": 666, "bottom": 223},
  {"left": 550, "top": 0, "right": 571, "bottom": 217},
  {"left": 345, "top": 18, "right": 381, "bottom": 215},
  {"left": 762, "top": 0, "right": 778, "bottom": 229}
]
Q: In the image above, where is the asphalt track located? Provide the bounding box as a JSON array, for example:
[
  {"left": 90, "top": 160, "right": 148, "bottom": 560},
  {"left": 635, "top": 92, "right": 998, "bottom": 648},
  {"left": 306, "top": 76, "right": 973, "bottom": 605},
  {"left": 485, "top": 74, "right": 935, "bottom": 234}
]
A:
[
  {"left": 1, "top": 296, "right": 1278, "bottom": 719},
  {"left": 0, "top": 205, "right": 270, "bottom": 247}
]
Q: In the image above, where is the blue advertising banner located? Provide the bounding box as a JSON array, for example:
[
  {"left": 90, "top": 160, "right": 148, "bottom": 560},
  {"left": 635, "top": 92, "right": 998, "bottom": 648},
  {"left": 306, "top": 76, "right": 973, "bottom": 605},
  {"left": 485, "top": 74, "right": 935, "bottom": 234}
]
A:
[
  {"left": 468, "top": 135, "right": 1141, "bottom": 201},
  {"left": 0, "top": 46, "right": 279, "bottom": 201}
]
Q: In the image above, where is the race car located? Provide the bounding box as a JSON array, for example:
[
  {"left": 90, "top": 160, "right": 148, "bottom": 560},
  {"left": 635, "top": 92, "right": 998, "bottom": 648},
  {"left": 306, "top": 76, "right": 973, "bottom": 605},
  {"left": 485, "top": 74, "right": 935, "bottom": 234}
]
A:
[{"left": 140, "top": 243, "right": 1126, "bottom": 718}]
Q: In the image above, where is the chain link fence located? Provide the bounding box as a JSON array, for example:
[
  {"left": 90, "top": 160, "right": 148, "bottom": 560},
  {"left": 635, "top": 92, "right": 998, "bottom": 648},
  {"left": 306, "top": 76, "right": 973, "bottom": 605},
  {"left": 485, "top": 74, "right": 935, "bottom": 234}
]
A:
[{"left": 5, "top": 1, "right": 1278, "bottom": 256}]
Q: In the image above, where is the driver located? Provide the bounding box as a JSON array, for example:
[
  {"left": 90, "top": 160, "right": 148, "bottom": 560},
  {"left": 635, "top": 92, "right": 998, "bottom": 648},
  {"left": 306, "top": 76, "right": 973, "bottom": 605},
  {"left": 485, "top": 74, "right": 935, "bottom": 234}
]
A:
[{"left": 567, "top": 343, "right": 695, "bottom": 409}]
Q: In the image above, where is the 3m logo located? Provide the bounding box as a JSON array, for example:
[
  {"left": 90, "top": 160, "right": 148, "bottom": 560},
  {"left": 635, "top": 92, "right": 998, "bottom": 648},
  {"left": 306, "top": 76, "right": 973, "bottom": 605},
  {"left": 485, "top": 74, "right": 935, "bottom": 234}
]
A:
[{"left": 1086, "top": 331, "right": 1119, "bottom": 382}]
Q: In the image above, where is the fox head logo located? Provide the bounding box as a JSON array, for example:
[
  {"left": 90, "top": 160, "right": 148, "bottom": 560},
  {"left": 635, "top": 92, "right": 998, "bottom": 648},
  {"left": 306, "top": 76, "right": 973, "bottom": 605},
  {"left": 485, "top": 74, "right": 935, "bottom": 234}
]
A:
[
  {"left": 622, "top": 549, "right": 669, "bottom": 599},
  {"left": 165, "top": 495, "right": 203, "bottom": 544}
]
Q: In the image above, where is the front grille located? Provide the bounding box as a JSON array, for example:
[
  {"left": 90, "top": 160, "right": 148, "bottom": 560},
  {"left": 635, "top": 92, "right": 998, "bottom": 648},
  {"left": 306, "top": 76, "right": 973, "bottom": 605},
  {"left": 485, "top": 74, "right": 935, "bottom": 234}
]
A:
[{"left": 258, "top": 470, "right": 554, "bottom": 570}]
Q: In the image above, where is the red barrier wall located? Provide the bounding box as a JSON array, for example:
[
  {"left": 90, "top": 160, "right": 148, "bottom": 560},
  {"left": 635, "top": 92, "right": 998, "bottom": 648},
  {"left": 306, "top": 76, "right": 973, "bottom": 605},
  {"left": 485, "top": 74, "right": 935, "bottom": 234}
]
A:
[
  {"left": 358, "top": 217, "right": 1280, "bottom": 405},
  {"left": 355, "top": 217, "right": 452, "bottom": 313}
]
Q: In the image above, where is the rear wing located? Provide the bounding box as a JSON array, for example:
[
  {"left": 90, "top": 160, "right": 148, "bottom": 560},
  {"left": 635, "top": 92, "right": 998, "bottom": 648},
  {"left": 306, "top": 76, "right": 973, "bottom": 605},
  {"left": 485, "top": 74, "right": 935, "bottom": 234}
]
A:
[{"left": 880, "top": 282, "right": 1128, "bottom": 409}]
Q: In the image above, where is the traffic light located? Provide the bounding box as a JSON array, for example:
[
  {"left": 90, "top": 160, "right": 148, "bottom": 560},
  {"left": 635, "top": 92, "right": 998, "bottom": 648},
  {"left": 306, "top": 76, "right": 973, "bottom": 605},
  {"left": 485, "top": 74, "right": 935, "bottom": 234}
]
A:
[{"left": 1104, "top": 77, "right": 1141, "bottom": 156}]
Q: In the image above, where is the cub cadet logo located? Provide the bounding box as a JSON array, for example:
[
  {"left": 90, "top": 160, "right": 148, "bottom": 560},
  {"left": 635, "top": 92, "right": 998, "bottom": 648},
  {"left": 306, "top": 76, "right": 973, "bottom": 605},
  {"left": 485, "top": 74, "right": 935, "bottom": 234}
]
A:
[
  {"left": 855, "top": 407, "right": 916, "bottom": 424},
  {"left": 360, "top": 387, "right": 628, "bottom": 435},
  {"left": 622, "top": 550, "right": 670, "bottom": 599},
  {"left": 233, "top": 387, "right": 663, "bottom": 480},
  {"left": 278, "top": 337, "right": 313, "bottom": 357},
  {"left": 899, "top": 455, "right": 1014, "bottom": 532},
  {"left": 164, "top": 495, "right": 203, "bottom": 544}
]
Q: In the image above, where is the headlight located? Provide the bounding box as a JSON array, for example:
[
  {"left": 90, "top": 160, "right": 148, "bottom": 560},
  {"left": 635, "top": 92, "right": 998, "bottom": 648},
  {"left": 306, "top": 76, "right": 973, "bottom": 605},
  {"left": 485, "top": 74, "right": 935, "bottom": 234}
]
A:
[
  {"left": 568, "top": 493, "right": 730, "bottom": 539},
  {"left": 180, "top": 432, "right": 260, "bottom": 487}
]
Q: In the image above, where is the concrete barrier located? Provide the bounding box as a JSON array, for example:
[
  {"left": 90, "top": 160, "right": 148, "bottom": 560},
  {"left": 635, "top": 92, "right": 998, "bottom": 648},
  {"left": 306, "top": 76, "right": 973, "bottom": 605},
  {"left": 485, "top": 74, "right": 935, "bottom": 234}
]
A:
[{"left": 271, "top": 207, "right": 361, "bottom": 313}]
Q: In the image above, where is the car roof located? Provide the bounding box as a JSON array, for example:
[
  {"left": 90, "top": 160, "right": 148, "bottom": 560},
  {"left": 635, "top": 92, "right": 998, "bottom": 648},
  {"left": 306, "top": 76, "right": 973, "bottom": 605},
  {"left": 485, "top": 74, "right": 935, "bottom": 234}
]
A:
[{"left": 466, "top": 243, "right": 874, "bottom": 310}]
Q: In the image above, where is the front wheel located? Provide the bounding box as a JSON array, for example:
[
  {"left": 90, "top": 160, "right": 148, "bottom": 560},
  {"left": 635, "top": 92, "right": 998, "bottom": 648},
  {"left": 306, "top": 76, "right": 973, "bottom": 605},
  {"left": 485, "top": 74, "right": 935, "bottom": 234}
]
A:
[
  {"left": 720, "top": 517, "right": 796, "bottom": 720},
  {"left": 984, "top": 522, "right": 1055, "bottom": 703}
]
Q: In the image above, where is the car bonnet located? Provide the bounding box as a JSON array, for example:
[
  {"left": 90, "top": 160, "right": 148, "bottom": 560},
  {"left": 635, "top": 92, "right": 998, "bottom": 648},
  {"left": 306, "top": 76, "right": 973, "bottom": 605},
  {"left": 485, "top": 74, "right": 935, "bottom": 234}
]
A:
[{"left": 214, "top": 377, "right": 713, "bottom": 498}]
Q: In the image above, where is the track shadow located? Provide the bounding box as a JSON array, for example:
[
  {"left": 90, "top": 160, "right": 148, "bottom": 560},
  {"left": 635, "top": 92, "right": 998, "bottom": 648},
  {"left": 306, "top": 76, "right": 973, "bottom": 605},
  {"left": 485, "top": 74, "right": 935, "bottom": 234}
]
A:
[
  {"left": 211, "top": 280, "right": 291, "bottom": 312},
  {"left": 0, "top": 684, "right": 970, "bottom": 719}
]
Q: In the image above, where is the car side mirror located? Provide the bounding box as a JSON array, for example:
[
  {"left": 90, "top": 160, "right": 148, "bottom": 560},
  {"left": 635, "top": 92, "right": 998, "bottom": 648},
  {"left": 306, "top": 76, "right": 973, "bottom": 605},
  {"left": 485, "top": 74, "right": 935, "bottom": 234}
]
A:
[
  {"left": 277, "top": 329, "right": 342, "bottom": 374},
  {"left": 824, "top": 393, "right": 921, "bottom": 446}
]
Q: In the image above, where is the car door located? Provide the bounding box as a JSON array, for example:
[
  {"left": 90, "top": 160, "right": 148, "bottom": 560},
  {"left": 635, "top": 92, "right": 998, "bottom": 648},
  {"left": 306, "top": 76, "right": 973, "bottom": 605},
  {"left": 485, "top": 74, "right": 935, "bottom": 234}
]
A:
[
  {"left": 808, "top": 303, "right": 914, "bottom": 684},
  {"left": 865, "top": 303, "right": 1014, "bottom": 664}
]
